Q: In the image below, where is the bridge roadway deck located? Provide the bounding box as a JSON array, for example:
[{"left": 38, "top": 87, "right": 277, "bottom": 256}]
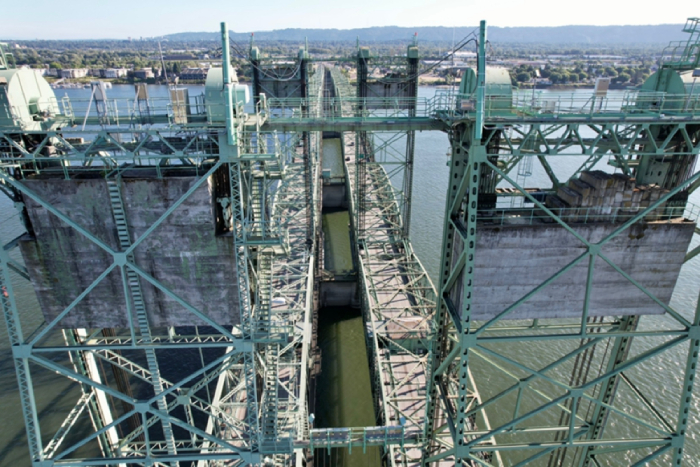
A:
[
  {"left": 337, "top": 128, "right": 499, "bottom": 466},
  {"left": 342, "top": 133, "right": 438, "bottom": 467}
]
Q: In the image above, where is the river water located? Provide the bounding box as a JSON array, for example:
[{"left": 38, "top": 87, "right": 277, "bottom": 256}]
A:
[
  {"left": 314, "top": 306, "right": 381, "bottom": 467},
  {"left": 1, "top": 84, "right": 699, "bottom": 465}
]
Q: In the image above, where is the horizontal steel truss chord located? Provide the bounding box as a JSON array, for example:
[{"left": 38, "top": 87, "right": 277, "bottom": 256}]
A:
[
  {"left": 483, "top": 121, "right": 700, "bottom": 158},
  {"left": 0, "top": 128, "right": 301, "bottom": 172}
]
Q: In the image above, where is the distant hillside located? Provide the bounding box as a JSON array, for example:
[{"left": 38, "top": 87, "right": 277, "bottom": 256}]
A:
[{"left": 164, "top": 24, "right": 686, "bottom": 44}]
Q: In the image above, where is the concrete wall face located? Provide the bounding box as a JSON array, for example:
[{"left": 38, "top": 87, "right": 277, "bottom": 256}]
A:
[
  {"left": 449, "top": 221, "right": 695, "bottom": 320},
  {"left": 18, "top": 176, "right": 241, "bottom": 328},
  {"left": 364, "top": 83, "right": 414, "bottom": 107}
]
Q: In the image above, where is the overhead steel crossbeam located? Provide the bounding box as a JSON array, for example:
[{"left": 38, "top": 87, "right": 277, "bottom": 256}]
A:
[{"left": 0, "top": 128, "right": 244, "bottom": 193}]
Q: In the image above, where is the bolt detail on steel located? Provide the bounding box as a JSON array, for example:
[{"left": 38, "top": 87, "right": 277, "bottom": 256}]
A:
[{"left": 2, "top": 17, "right": 700, "bottom": 467}]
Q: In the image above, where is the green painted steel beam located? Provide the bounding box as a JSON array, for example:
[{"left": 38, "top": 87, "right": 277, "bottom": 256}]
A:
[{"left": 263, "top": 117, "right": 444, "bottom": 132}]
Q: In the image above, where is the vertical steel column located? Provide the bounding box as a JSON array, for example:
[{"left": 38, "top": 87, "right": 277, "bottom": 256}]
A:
[
  {"left": 0, "top": 42, "right": 9, "bottom": 70},
  {"left": 475, "top": 21, "right": 486, "bottom": 142},
  {"left": 222, "top": 23, "right": 236, "bottom": 148},
  {"left": 0, "top": 245, "right": 43, "bottom": 464},
  {"left": 300, "top": 51, "right": 314, "bottom": 244},
  {"left": 402, "top": 44, "right": 419, "bottom": 239},
  {"left": 423, "top": 125, "right": 470, "bottom": 465},
  {"left": 424, "top": 21, "right": 487, "bottom": 466},
  {"left": 356, "top": 48, "right": 370, "bottom": 241},
  {"left": 222, "top": 21, "right": 261, "bottom": 454},
  {"left": 672, "top": 302, "right": 700, "bottom": 465},
  {"left": 453, "top": 147, "right": 485, "bottom": 465},
  {"left": 251, "top": 48, "right": 263, "bottom": 107}
]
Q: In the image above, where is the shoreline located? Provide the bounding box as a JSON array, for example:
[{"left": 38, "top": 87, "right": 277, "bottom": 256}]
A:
[{"left": 44, "top": 77, "right": 635, "bottom": 92}]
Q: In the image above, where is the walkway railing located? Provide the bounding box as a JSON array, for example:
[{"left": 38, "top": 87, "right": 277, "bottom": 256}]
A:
[
  {"left": 265, "top": 90, "right": 700, "bottom": 124},
  {"left": 7, "top": 87, "right": 700, "bottom": 132},
  {"left": 300, "top": 425, "right": 420, "bottom": 451},
  {"left": 267, "top": 96, "right": 435, "bottom": 121},
  {"left": 2, "top": 93, "right": 252, "bottom": 130}
]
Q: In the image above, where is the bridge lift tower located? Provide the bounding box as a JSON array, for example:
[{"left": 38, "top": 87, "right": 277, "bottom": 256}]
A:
[
  {"left": 2, "top": 15, "right": 700, "bottom": 467},
  {"left": 0, "top": 22, "right": 319, "bottom": 467},
  {"left": 424, "top": 18, "right": 700, "bottom": 467}
]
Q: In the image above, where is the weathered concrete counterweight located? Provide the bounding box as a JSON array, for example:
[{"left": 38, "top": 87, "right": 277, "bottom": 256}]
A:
[
  {"left": 449, "top": 219, "right": 695, "bottom": 320},
  {"left": 19, "top": 171, "right": 241, "bottom": 327}
]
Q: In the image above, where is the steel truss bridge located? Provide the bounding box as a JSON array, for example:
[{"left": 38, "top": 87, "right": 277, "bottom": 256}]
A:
[{"left": 2, "top": 18, "right": 700, "bottom": 467}]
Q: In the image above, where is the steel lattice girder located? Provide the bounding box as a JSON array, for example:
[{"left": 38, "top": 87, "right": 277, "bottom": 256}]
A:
[
  {"left": 343, "top": 127, "right": 439, "bottom": 467},
  {"left": 423, "top": 114, "right": 700, "bottom": 466},
  {"left": 4, "top": 21, "right": 700, "bottom": 467},
  {"left": 0, "top": 124, "right": 313, "bottom": 466}
]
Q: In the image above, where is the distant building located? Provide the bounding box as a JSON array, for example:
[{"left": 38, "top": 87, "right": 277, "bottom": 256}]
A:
[
  {"left": 59, "top": 68, "right": 89, "bottom": 79},
  {"left": 134, "top": 68, "right": 155, "bottom": 80},
  {"left": 103, "top": 68, "right": 128, "bottom": 79},
  {"left": 163, "top": 54, "right": 196, "bottom": 60},
  {"left": 179, "top": 67, "right": 209, "bottom": 81}
]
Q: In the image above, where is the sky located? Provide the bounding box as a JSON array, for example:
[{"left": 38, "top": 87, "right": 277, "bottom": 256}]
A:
[{"left": 3, "top": 0, "right": 698, "bottom": 39}]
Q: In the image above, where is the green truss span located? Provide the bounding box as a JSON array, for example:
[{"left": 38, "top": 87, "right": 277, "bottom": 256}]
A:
[{"left": 2, "top": 17, "right": 700, "bottom": 467}]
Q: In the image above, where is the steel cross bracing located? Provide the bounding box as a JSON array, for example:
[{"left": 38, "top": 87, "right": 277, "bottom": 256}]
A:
[
  {"left": 0, "top": 24, "right": 316, "bottom": 467},
  {"left": 421, "top": 21, "right": 700, "bottom": 467},
  {"left": 3, "top": 17, "right": 700, "bottom": 467},
  {"left": 0, "top": 127, "right": 318, "bottom": 466},
  {"left": 0, "top": 158, "right": 260, "bottom": 466}
]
